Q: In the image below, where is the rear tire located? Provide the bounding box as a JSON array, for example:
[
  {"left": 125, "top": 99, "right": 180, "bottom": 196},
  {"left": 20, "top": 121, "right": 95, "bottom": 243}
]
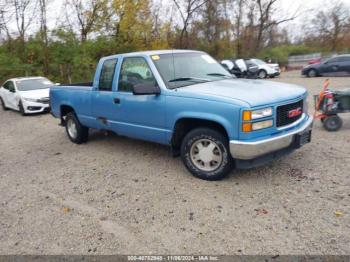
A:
[
  {"left": 323, "top": 115, "right": 342, "bottom": 132},
  {"left": 180, "top": 128, "right": 234, "bottom": 181},
  {"left": 65, "top": 112, "right": 89, "bottom": 144},
  {"left": 0, "top": 97, "right": 9, "bottom": 110}
]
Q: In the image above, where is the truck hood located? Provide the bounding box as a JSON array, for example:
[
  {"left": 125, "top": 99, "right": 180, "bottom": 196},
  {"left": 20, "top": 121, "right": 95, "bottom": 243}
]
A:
[
  {"left": 19, "top": 88, "right": 50, "bottom": 99},
  {"left": 175, "top": 79, "right": 306, "bottom": 107}
]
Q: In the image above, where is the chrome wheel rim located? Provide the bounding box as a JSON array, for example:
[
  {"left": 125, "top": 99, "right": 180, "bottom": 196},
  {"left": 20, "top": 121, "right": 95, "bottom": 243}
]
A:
[
  {"left": 67, "top": 119, "right": 78, "bottom": 139},
  {"left": 190, "top": 139, "right": 223, "bottom": 172},
  {"left": 259, "top": 71, "right": 266, "bottom": 78}
]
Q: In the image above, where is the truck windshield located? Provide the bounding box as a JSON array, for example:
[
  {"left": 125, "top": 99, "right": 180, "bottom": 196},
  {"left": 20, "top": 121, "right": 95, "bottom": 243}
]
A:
[
  {"left": 16, "top": 78, "right": 53, "bottom": 91},
  {"left": 151, "top": 52, "right": 233, "bottom": 89}
]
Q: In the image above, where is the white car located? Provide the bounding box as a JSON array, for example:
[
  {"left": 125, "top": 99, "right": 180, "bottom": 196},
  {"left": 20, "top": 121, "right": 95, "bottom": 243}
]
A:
[
  {"left": 245, "top": 59, "right": 281, "bottom": 79},
  {"left": 0, "top": 77, "right": 53, "bottom": 115}
]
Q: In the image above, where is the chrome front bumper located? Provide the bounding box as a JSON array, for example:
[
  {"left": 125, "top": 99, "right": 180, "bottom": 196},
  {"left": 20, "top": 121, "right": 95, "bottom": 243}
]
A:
[{"left": 230, "top": 116, "right": 313, "bottom": 160}]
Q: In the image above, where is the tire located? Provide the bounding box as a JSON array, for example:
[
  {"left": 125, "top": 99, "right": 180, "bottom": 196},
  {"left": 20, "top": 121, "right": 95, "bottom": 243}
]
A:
[
  {"left": 323, "top": 115, "right": 343, "bottom": 132},
  {"left": 18, "top": 101, "right": 26, "bottom": 116},
  {"left": 65, "top": 112, "right": 89, "bottom": 144},
  {"left": 180, "top": 128, "right": 234, "bottom": 181},
  {"left": 258, "top": 70, "right": 267, "bottom": 79},
  {"left": 0, "top": 97, "right": 9, "bottom": 110},
  {"left": 307, "top": 69, "right": 317, "bottom": 77}
]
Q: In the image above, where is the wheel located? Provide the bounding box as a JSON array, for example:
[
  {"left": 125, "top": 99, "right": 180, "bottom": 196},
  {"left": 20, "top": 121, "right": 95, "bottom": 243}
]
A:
[
  {"left": 258, "top": 70, "right": 267, "bottom": 79},
  {"left": 323, "top": 115, "right": 343, "bottom": 132},
  {"left": 0, "top": 97, "right": 9, "bottom": 110},
  {"left": 180, "top": 128, "right": 234, "bottom": 181},
  {"left": 307, "top": 69, "right": 317, "bottom": 77},
  {"left": 18, "top": 101, "right": 26, "bottom": 116},
  {"left": 65, "top": 112, "right": 89, "bottom": 144}
]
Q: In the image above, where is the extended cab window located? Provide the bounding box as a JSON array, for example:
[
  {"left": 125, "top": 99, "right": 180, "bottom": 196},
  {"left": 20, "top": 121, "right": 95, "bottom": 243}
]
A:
[
  {"left": 118, "top": 57, "right": 156, "bottom": 92},
  {"left": 99, "top": 58, "right": 118, "bottom": 91}
]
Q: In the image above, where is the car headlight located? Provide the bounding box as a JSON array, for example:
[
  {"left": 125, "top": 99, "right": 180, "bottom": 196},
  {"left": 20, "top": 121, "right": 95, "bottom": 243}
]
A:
[
  {"left": 243, "top": 107, "right": 273, "bottom": 121},
  {"left": 23, "top": 98, "right": 39, "bottom": 102}
]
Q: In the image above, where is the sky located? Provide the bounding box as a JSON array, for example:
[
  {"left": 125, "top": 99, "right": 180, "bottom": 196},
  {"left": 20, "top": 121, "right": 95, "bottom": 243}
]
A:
[{"left": 4, "top": 0, "right": 350, "bottom": 39}]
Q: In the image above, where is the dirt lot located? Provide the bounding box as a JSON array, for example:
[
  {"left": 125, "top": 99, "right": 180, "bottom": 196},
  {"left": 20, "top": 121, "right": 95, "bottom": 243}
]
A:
[{"left": 0, "top": 71, "right": 350, "bottom": 255}]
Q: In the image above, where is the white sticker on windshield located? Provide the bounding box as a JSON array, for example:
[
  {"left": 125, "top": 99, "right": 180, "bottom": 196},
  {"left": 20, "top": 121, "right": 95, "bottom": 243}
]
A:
[{"left": 201, "top": 55, "right": 217, "bottom": 64}]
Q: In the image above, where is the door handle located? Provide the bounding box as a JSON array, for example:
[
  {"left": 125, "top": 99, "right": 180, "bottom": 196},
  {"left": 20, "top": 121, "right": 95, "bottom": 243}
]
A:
[{"left": 114, "top": 98, "right": 120, "bottom": 104}]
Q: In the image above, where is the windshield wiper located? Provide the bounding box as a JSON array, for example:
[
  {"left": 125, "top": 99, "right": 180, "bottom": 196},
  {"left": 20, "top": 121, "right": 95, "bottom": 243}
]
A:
[
  {"left": 207, "top": 73, "right": 233, "bottom": 78},
  {"left": 168, "top": 77, "right": 211, "bottom": 83}
]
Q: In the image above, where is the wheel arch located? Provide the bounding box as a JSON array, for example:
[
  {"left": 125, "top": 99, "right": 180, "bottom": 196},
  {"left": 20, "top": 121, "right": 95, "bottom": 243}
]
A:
[{"left": 171, "top": 117, "right": 230, "bottom": 150}]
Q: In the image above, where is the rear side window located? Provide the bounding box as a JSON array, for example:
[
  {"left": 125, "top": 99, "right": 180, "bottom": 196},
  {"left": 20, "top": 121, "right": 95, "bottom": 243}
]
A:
[{"left": 99, "top": 58, "right": 118, "bottom": 91}]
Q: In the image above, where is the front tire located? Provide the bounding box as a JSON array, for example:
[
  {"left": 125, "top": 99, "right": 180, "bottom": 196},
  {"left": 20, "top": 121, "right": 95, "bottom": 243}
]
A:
[
  {"left": 0, "top": 97, "right": 9, "bottom": 110},
  {"left": 65, "top": 112, "right": 89, "bottom": 144},
  {"left": 258, "top": 70, "right": 267, "bottom": 79},
  {"left": 323, "top": 115, "right": 342, "bottom": 132},
  {"left": 181, "top": 128, "right": 234, "bottom": 181},
  {"left": 19, "top": 101, "right": 26, "bottom": 116},
  {"left": 307, "top": 69, "right": 317, "bottom": 77}
]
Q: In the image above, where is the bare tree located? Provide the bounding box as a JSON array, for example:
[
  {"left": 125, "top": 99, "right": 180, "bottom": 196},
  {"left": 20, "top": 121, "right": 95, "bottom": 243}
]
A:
[
  {"left": 65, "top": 0, "right": 108, "bottom": 42},
  {"left": 39, "top": 0, "right": 50, "bottom": 75},
  {"left": 172, "top": 0, "right": 209, "bottom": 48},
  {"left": 255, "top": 0, "right": 298, "bottom": 53}
]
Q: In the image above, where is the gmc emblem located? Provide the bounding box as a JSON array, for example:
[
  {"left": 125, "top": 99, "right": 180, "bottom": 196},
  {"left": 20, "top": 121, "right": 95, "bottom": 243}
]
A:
[{"left": 288, "top": 107, "right": 302, "bottom": 118}]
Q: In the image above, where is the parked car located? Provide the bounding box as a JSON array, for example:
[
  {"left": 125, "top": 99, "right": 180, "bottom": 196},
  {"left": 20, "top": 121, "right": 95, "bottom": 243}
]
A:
[
  {"left": 302, "top": 54, "right": 350, "bottom": 77},
  {"left": 50, "top": 50, "right": 313, "bottom": 181},
  {"left": 308, "top": 57, "right": 322, "bottom": 65},
  {"left": 0, "top": 77, "right": 52, "bottom": 115},
  {"left": 246, "top": 58, "right": 281, "bottom": 79},
  {"left": 221, "top": 59, "right": 259, "bottom": 79}
]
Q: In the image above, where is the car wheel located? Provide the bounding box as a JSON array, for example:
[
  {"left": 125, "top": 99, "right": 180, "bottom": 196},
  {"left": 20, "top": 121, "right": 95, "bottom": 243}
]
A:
[
  {"left": 65, "top": 112, "right": 89, "bottom": 144},
  {"left": 0, "top": 97, "right": 9, "bottom": 110},
  {"left": 181, "top": 128, "right": 234, "bottom": 181},
  {"left": 18, "top": 101, "right": 26, "bottom": 116},
  {"left": 307, "top": 69, "right": 317, "bottom": 77},
  {"left": 323, "top": 115, "right": 343, "bottom": 132},
  {"left": 258, "top": 70, "right": 267, "bottom": 79}
]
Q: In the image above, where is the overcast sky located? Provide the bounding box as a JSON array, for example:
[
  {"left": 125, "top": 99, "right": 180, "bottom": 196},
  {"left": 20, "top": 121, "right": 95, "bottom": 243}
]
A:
[{"left": 5, "top": 0, "right": 350, "bottom": 38}]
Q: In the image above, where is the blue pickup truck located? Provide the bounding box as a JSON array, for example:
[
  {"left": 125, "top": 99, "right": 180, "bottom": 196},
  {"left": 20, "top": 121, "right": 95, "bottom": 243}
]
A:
[{"left": 50, "top": 50, "right": 313, "bottom": 180}]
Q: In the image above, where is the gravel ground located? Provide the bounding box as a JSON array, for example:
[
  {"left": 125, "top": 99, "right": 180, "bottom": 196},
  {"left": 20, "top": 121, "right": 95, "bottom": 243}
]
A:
[{"left": 0, "top": 71, "right": 350, "bottom": 255}]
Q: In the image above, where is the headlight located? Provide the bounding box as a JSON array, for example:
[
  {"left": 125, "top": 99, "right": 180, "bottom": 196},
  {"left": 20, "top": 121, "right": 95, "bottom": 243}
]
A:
[
  {"left": 243, "top": 107, "right": 273, "bottom": 121},
  {"left": 23, "top": 98, "right": 39, "bottom": 102},
  {"left": 242, "top": 120, "right": 274, "bottom": 132}
]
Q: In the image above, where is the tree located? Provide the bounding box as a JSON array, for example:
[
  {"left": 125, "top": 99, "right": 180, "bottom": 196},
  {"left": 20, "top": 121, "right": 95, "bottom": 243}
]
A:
[
  {"left": 65, "top": 0, "right": 109, "bottom": 42},
  {"left": 172, "top": 0, "right": 209, "bottom": 48}
]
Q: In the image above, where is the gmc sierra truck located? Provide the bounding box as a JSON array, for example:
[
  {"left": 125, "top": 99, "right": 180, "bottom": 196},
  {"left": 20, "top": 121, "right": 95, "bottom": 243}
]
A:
[{"left": 50, "top": 50, "right": 313, "bottom": 180}]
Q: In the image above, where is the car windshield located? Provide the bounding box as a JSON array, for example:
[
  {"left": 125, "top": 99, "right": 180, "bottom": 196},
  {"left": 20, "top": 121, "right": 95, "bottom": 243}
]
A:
[
  {"left": 151, "top": 52, "right": 233, "bottom": 89},
  {"left": 16, "top": 78, "right": 53, "bottom": 91},
  {"left": 251, "top": 59, "right": 266, "bottom": 65}
]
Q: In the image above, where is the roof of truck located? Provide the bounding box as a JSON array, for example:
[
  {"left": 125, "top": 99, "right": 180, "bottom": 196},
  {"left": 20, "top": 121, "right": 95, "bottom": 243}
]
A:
[{"left": 103, "top": 49, "right": 203, "bottom": 60}]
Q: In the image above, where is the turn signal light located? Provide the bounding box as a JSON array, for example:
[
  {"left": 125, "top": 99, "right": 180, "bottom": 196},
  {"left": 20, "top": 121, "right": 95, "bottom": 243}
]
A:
[
  {"left": 243, "top": 111, "right": 252, "bottom": 121},
  {"left": 242, "top": 123, "right": 252, "bottom": 132}
]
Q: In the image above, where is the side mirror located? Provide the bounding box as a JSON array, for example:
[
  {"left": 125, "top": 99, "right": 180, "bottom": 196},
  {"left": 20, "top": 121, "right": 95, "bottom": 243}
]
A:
[
  {"left": 9, "top": 88, "right": 16, "bottom": 93},
  {"left": 132, "top": 82, "right": 160, "bottom": 95}
]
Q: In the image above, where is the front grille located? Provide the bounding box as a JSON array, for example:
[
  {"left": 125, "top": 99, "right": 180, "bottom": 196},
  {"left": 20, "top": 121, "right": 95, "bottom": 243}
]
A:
[{"left": 276, "top": 100, "right": 303, "bottom": 127}]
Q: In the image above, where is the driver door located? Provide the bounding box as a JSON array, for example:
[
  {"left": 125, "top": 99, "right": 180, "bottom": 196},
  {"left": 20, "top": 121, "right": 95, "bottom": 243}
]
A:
[
  {"left": 114, "top": 56, "right": 167, "bottom": 144},
  {"left": 2, "top": 81, "right": 18, "bottom": 110}
]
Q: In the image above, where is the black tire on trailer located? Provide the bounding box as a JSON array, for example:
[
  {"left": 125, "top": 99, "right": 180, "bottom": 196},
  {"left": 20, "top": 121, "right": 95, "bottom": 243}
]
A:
[
  {"left": 180, "top": 127, "right": 234, "bottom": 181},
  {"left": 323, "top": 115, "right": 343, "bottom": 132},
  {"left": 65, "top": 112, "right": 89, "bottom": 144}
]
